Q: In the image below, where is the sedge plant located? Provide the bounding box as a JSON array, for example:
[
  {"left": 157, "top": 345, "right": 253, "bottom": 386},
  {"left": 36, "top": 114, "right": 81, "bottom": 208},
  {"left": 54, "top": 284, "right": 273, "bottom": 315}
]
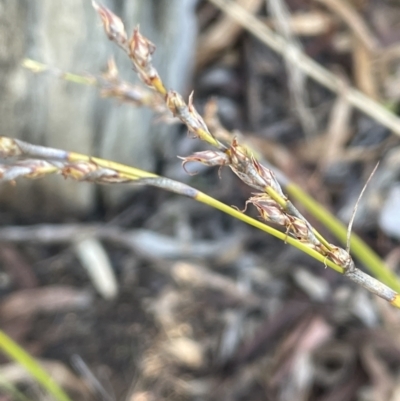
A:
[
  {"left": 2, "top": 0, "right": 400, "bottom": 307},
  {"left": 1, "top": 3, "right": 400, "bottom": 400}
]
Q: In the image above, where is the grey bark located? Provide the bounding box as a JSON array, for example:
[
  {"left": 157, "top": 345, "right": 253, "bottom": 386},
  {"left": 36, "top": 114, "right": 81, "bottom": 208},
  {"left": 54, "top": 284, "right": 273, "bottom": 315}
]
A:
[{"left": 0, "top": 0, "right": 197, "bottom": 219}]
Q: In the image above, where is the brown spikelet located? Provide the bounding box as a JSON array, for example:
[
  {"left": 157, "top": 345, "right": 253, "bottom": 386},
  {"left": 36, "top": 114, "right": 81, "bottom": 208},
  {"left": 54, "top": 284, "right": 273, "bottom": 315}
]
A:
[{"left": 92, "top": 1, "right": 127, "bottom": 45}]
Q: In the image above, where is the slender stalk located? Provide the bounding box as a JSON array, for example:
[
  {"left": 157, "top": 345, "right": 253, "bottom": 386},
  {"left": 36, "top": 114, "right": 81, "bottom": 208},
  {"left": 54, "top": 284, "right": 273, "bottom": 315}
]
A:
[
  {"left": 2, "top": 135, "right": 400, "bottom": 307},
  {"left": 138, "top": 176, "right": 345, "bottom": 273}
]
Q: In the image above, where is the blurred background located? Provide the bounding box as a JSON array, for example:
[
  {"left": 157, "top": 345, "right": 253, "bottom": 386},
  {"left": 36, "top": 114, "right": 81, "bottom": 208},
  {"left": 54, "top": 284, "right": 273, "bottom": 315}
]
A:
[{"left": 2, "top": 0, "right": 400, "bottom": 400}]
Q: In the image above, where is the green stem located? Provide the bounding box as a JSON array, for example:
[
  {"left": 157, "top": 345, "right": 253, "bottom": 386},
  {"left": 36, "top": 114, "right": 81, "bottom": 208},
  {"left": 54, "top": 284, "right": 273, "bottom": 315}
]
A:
[
  {"left": 286, "top": 183, "right": 400, "bottom": 292},
  {"left": 196, "top": 191, "right": 344, "bottom": 274}
]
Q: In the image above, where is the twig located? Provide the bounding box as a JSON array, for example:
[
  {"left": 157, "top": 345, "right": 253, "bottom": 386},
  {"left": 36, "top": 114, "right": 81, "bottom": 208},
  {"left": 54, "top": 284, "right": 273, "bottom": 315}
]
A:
[
  {"left": 315, "top": 0, "right": 379, "bottom": 52},
  {"left": 196, "top": 0, "right": 263, "bottom": 69},
  {"left": 267, "top": 0, "right": 317, "bottom": 137},
  {"left": 315, "top": 0, "right": 380, "bottom": 99},
  {"left": 207, "top": 0, "right": 400, "bottom": 137}
]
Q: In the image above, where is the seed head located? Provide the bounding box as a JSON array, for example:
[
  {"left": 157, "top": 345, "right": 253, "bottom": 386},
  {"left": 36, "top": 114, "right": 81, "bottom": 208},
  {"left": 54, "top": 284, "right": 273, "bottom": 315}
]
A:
[
  {"left": 328, "top": 246, "right": 354, "bottom": 270},
  {"left": 179, "top": 150, "right": 229, "bottom": 173},
  {"left": 92, "top": 1, "right": 127, "bottom": 45},
  {"left": 129, "top": 28, "right": 156, "bottom": 69}
]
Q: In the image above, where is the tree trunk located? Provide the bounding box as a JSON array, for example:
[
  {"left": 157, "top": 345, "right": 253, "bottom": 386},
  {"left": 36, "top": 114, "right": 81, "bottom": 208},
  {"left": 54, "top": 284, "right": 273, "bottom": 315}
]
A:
[{"left": 0, "top": 0, "right": 197, "bottom": 220}]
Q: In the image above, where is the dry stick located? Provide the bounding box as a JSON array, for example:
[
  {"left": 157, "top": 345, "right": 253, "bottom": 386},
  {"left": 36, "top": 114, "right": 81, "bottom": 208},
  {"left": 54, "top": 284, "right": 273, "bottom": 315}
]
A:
[
  {"left": 196, "top": 0, "right": 263, "bottom": 69},
  {"left": 315, "top": 0, "right": 379, "bottom": 52},
  {"left": 316, "top": 0, "right": 379, "bottom": 99},
  {"left": 207, "top": 0, "right": 400, "bottom": 137},
  {"left": 318, "top": 82, "right": 352, "bottom": 173},
  {"left": 266, "top": 0, "right": 317, "bottom": 138}
]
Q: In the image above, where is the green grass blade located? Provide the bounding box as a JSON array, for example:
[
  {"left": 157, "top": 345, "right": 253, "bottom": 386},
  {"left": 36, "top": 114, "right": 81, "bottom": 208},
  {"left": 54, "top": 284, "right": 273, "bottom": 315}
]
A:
[{"left": 0, "top": 330, "right": 72, "bottom": 401}]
